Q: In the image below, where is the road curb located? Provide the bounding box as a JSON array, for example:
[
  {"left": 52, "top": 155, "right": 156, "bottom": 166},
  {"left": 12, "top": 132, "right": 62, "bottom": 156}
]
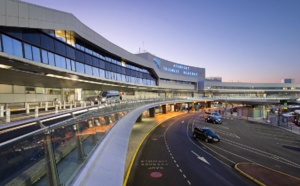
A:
[{"left": 234, "top": 163, "right": 266, "bottom": 186}]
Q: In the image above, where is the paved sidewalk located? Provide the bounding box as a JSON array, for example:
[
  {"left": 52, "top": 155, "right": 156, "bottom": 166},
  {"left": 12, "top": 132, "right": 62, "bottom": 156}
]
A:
[{"left": 235, "top": 162, "right": 300, "bottom": 186}]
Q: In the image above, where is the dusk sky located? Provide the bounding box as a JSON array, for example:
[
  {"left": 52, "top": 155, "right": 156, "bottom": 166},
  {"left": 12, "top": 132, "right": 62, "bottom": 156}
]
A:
[{"left": 23, "top": 0, "right": 300, "bottom": 83}]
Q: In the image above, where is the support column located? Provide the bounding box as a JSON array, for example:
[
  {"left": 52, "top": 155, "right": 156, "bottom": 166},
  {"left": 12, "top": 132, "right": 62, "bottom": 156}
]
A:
[
  {"left": 162, "top": 105, "right": 167, "bottom": 114},
  {"left": 149, "top": 108, "right": 155, "bottom": 117},
  {"left": 105, "top": 116, "right": 110, "bottom": 124},
  {"left": 75, "top": 121, "right": 85, "bottom": 162},
  {"left": 0, "top": 105, "right": 4, "bottom": 117},
  {"left": 44, "top": 128, "right": 60, "bottom": 186},
  {"left": 174, "top": 104, "right": 178, "bottom": 112}
]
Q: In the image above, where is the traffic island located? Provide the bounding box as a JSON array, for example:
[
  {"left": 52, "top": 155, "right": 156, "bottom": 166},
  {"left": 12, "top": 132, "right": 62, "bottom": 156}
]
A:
[{"left": 235, "top": 162, "right": 300, "bottom": 186}]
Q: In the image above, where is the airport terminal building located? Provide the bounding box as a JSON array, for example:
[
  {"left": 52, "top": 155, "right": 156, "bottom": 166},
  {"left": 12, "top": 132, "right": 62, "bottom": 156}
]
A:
[{"left": 0, "top": 0, "right": 299, "bottom": 105}]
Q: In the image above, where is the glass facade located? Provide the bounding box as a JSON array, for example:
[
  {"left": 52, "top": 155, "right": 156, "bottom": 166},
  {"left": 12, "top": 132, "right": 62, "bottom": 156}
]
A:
[{"left": 0, "top": 27, "right": 157, "bottom": 86}]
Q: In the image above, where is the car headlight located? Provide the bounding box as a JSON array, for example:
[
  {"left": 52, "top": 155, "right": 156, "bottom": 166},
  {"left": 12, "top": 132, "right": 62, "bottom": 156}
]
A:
[{"left": 207, "top": 136, "right": 212, "bottom": 139}]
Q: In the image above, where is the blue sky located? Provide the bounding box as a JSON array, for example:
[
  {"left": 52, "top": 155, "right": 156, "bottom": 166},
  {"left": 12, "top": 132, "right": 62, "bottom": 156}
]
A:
[{"left": 23, "top": 0, "right": 300, "bottom": 83}]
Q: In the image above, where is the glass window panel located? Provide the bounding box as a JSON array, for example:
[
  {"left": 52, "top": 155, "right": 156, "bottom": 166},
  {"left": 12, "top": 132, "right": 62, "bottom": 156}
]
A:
[
  {"left": 99, "top": 59, "right": 105, "bottom": 69},
  {"left": 111, "top": 64, "right": 116, "bottom": 72},
  {"left": 105, "top": 71, "right": 111, "bottom": 79},
  {"left": 54, "top": 40, "right": 66, "bottom": 56},
  {"left": 71, "top": 60, "right": 76, "bottom": 71},
  {"left": 105, "top": 62, "right": 111, "bottom": 71},
  {"left": 32, "top": 46, "right": 41, "bottom": 62},
  {"left": 75, "top": 62, "right": 84, "bottom": 73},
  {"left": 55, "top": 54, "right": 66, "bottom": 69},
  {"left": 2, "top": 35, "right": 23, "bottom": 57},
  {"left": 0, "top": 35, "right": 2, "bottom": 51},
  {"left": 4, "top": 27, "right": 22, "bottom": 39},
  {"left": 85, "top": 54, "right": 92, "bottom": 65},
  {"left": 92, "top": 67, "right": 99, "bottom": 76},
  {"left": 92, "top": 57, "right": 99, "bottom": 67},
  {"left": 85, "top": 65, "right": 92, "bottom": 75},
  {"left": 66, "top": 58, "right": 71, "bottom": 70},
  {"left": 24, "top": 43, "right": 33, "bottom": 60},
  {"left": 55, "top": 30, "right": 66, "bottom": 42},
  {"left": 99, "top": 69, "right": 105, "bottom": 78},
  {"left": 122, "top": 75, "right": 126, "bottom": 82},
  {"left": 41, "top": 50, "right": 48, "bottom": 64},
  {"left": 41, "top": 34, "right": 54, "bottom": 51},
  {"left": 13, "top": 39, "right": 23, "bottom": 58},
  {"left": 116, "top": 66, "right": 122, "bottom": 73},
  {"left": 117, "top": 74, "right": 121, "bottom": 81},
  {"left": 23, "top": 30, "right": 40, "bottom": 46},
  {"left": 75, "top": 50, "right": 84, "bottom": 62},
  {"left": 66, "top": 45, "right": 75, "bottom": 59},
  {"left": 48, "top": 52, "right": 55, "bottom": 66}
]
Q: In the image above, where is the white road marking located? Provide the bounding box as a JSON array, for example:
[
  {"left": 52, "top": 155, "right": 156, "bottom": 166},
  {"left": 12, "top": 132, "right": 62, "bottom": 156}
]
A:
[{"left": 191, "top": 150, "right": 210, "bottom": 165}]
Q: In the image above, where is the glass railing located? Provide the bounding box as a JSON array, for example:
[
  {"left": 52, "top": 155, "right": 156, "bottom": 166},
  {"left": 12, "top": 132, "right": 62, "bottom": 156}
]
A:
[{"left": 0, "top": 99, "right": 175, "bottom": 186}]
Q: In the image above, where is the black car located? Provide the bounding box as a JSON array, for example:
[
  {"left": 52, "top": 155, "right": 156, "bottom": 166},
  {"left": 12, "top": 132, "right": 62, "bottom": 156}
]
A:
[
  {"left": 193, "top": 127, "right": 220, "bottom": 143},
  {"left": 205, "top": 115, "right": 222, "bottom": 124}
]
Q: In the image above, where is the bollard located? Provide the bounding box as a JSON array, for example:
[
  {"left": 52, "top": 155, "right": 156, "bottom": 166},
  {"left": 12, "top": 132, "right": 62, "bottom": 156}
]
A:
[
  {"left": 91, "top": 101, "right": 94, "bottom": 106},
  {"left": 74, "top": 101, "right": 77, "bottom": 108},
  {"left": 70, "top": 104, "right": 73, "bottom": 110},
  {"left": 0, "top": 105, "right": 4, "bottom": 117},
  {"left": 6, "top": 109, "right": 10, "bottom": 123},
  {"left": 59, "top": 101, "right": 62, "bottom": 110},
  {"left": 26, "top": 103, "right": 30, "bottom": 114},
  {"left": 45, "top": 102, "right": 48, "bottom": 111},
  {"left": 63, "top": 101, "right": 66, "bottom": 109},
  {"left": 55, "top": 105, "right": 58, "bottom": 114},
  {"left": 35, "top": 106, "right": 39, "bottom": 118}
]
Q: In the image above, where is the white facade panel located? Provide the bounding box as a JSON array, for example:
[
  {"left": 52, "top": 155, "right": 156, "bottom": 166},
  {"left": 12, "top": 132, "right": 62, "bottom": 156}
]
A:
[
  {"left": 13, "top": 94, "right": 26, "bottom": 102},
  {"left": 6, "top": 0, "right": 18, "bottom": 17},
  {"left": 44, "top": 9, "right": 54, "bottom": 23},
  {"left": 0, "top": 15, "right": 5, "bottom": 25},
  {"left": 18, "top": 3, "right": 29, "bottom": 18},
  {"left": 6, "top": 15, "right": 18, "bottom": 26},
  {"left": 29, "top": 4, "right": 39, "bottom": 20},
  {"left": 39, "top": 20, "right": 53, "bottom": 30},
  {"left": 18, "top": 17, "right": 29, "bottom": 27},
  {"left": 29, "top": 18, "right": 38, "bottom": 27},
  {"left": 0, "top": 94, "right": 14, "bottom": 103},
  {"left": 38, "top": 7, "right": 47, "bottom": 22},
  {"left": 0, "top": 0, "right": 6, "bottom": 15}
]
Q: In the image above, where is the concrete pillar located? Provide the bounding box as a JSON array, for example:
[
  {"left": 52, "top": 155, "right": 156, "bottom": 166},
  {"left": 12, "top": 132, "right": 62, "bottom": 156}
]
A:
[
  {"left": 44, "top": 130, "right": 60, "bottom": 186},
  {"left": 63, "top": 101, "right": 66, "bottom": 109},
  {"left": 174, "top": 104, "right": 178, "bottom": 112},
  {"left": 5, "top": 109, "right": 10, "bottom": 122},
  {"left": 35, "top": 106, "right": 39, "bottom": 118},
  {"left": 136, "top": 114, "right": 143, "bottom": 122},
  {"left": 59, "top": 101, "right": 62, "bottom": 110},
  {"left": 0, "top": 105, "right": 4, "bottom": 117},
  {"left": 149, "top": 108, "right": 155, "bottom": 117},
  {"left": 55, "top": 105, "right": 58, "bottom": 114},
  {"left": 74, "top": 101, "right": 77, "bottom": 108},
  {"left": 75, "top": 122, "right": 85, "bottom": 162},
  {"left": 26, "top": 103, "right": 30, "bottom": 114},
  {"left": 115, "top": 113, "right": 119, "bottom": 121},
  {"left": 70, "top": 104, "right": 73, "bottom": 110},
  {"left": 45, "top": 102, "right": 48, "bottom": 111},
  {"left": 162, "top": 105, "right": 167, "bottom": 114}
]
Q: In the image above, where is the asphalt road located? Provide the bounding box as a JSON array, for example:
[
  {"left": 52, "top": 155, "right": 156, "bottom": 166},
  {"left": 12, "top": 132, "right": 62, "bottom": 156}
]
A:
[
  {"left": 127, "top": 113, "right": 252, "bottom": 186},
  {"left": 126, "top": 112, "right": 300, "bottom": 186}
]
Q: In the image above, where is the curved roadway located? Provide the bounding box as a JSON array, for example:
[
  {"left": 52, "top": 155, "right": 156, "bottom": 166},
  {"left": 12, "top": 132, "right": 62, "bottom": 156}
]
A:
[{"left": 126, "top": 112, "right": 300, "bottom": 186}]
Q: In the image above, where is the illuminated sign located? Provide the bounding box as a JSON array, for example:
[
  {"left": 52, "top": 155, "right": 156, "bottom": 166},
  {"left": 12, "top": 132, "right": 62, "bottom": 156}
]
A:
[{"left": 153, "top": 58, "right": 199, "bottom": 77}]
